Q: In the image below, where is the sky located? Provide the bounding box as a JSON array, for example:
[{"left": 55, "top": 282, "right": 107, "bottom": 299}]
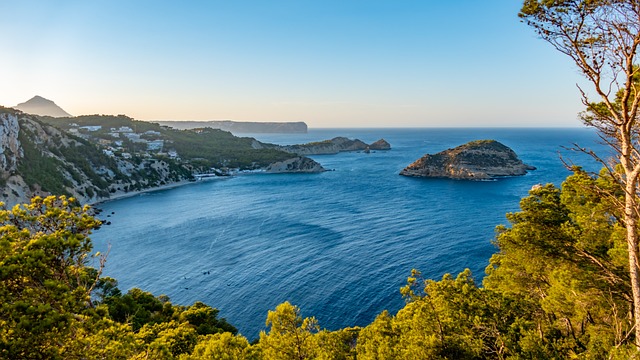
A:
[{"left": 0, "top": 1, "right": 590, "bottom": 127}]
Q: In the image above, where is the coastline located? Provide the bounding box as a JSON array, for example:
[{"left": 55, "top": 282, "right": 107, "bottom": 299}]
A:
[{"left": 90, "top": 178, "right": 215, "bottom": 207}]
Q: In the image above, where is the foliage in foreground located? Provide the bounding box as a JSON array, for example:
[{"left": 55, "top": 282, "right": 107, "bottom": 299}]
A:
[{"left": 2, "top": 168, "right": 639, "bottom": 359}]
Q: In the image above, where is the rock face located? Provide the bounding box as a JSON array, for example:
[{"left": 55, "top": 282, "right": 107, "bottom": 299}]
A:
[
  {"left": 400, "top": 140, "right": 535, "bottom": 180},
  {"left": 265, "top": 156, "right": 325, "bottom": 173},
  {"left": 14, "top": 96, "right": 71, "bottom": 117},
  {"left": 0, "top": 108, "right": 194, "bottom": 206},
  {"left": 156, "top": 120, "right": 308, "bottom": 134},
  {"left": 276, "top": 137, "right": 391, "bottom": 155},
  {"left": 0, "top": 111, "right": 22, "bottom": 173}
]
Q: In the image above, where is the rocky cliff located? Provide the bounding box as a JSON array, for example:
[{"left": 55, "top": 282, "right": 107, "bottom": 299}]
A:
[
  {"left": 0, "top": 108, "right": 325, "bottom": 206},
  {"left": 400, "top": 140, "right": 535, "bottom": 180},
  {"left": 0, "top": 111, "right": 22, "bottom": 173},
  {"left": 269, "top": 137, "right": 391, "bottom": 155},
  {"left": 0, "top": 108, "right": 195, "bottom": 206}
]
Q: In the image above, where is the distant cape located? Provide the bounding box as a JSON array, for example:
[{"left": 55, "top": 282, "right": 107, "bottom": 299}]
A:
[
  {"left": 156, "top": 120, "right": 307, "bottom": 134},
  {"left": 14, "top": 96, "right": 71, "bottom": 117}
]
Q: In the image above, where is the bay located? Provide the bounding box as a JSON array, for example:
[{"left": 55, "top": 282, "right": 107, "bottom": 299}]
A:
[{"left": 92, "top": 127, "right": 605, "bottom": 340}]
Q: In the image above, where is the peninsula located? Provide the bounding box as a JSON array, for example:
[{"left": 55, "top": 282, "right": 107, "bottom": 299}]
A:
[
  {"left": 155, "top": 120, "right": 308, "bottom": 134},
  {"left": 259, "top": 137, "right": 391, "bottom": 155},
  {"left": 400, "top": 140, "right": 535, "bottom": 180}
]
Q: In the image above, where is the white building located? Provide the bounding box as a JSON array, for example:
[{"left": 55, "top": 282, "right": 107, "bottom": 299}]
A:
[
  {"left": 79, "top": 125, "right": 102, "bottom": 132},
  {"left": 124, "top": 133, "right": 141, "bottom": 141},
  {"left": 147, "top": 140, "right": 164, "bottom": 151}
]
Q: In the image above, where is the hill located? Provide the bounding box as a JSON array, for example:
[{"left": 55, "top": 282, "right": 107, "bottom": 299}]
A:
[
  {"left": 14, "top": 95, "right": 72, "bottom": 117},
  {"left": 0, "top": 108, "right": 323, "bottom": 206},
  {"left": 156, "top": 120, "right": 308, "bottom": 134}
]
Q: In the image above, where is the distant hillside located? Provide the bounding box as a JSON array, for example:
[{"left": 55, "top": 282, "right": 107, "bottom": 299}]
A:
[
  {"left": 258, "top": 137, "right": 391, "bottom": 155},
  {"left": 156, "top": 120, "right": 307, "bottom": 134},
  {"left": 0, "top": 109, "right": 324, "bottom": 206},
  {"left": 0, "top": 107, "right": 196, "bottom": 206},
  {"left": 14, "top": 96, "right": 72, "bottom": 117}
]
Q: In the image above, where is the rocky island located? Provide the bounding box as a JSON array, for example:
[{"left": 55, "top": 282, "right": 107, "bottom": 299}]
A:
[
  {"left": 400, "top": 140, "right": 535, "bottom": 180},
  {"left": 260, "top": 137, "right": 391, "bottom": 155}
]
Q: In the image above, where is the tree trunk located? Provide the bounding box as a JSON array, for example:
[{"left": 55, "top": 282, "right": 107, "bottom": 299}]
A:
[{"left": 625, "top": 182, "right": 640, "bottom": 347}]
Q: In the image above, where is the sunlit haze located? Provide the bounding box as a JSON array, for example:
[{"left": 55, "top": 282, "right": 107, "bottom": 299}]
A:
[{"left": 1, "top": 1, "right": 587, "bottom": 127}]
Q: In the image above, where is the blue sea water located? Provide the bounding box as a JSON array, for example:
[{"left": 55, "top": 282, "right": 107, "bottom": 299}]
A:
[{"left": 91, "top": 127, "right": 606, "bottom": 340}]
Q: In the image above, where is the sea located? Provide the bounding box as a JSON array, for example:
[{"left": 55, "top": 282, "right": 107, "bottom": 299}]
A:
[{"left": 91, "top": 127, "right": 607, "bottom": 340}]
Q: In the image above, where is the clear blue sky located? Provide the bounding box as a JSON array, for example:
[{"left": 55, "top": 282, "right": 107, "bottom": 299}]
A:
[{"left": 0, "top": 0, "right": 587, "bottom": 127}]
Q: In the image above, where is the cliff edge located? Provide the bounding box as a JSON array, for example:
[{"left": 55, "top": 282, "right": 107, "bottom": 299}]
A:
[{"left": 400, "top": 140, "right": 535, "bottom": 180}]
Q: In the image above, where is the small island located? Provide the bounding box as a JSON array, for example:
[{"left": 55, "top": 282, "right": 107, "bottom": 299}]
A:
[
  {"left": 268, "top": 137, "right": 391, "bottom": 155},
  {"left": 400, "top": 140, "right": 535, "bottom": 180}
]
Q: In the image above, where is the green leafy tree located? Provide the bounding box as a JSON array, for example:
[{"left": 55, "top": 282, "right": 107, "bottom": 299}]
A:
[
  {"left": 519, "top": 0, "right": 640, "bottom": 347},
  {"left": 485, "top": 171, "right": 636, "bottom": 357},
  {"left": 259, "top": 302, "right": 320, "bottom": 360},
  {"left": 0, "top": 195, "right": 104, "bottom": 358},
  {"left": 183, "top": 332, "right": 255, "bottom": 360},
  {"left": 358, "top": 269, "right": 533, "bottom": 360},
  {"left": 129, "top": 320, "right": 196, "bottom": 359}
]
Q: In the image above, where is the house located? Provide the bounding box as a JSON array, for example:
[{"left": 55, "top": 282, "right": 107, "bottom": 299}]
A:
[
  {"left": 79, "top": 125, "right": 102, "bottom": 132},
  {"left": 147, "top": 140, "right": 164, "bottom": 151},
  {"left": 124, "top": 133, "right": 141, "bottom": 141}
]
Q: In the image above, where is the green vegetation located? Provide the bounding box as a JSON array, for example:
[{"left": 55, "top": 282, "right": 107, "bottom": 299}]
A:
[
  {"left": 17, "top": 126, "right": 72, "bottom": 196},
  {"left": 168, "top": 128, "right": 292, "bottom": 169},
  {"left": 3, "top": 170, "right": 640, "bottom": 358},
  {"left": 39, "top": 114, "right": 294, "bottom": 170},
  {"left": 519, "top": 0, "right": 640, "bottom": 348},
  {"left": 3, "top": 1, "right": 640, "bottom": 358}
]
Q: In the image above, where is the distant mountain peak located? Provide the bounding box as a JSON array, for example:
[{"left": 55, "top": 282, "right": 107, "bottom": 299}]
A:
[{"left": 14, "top": 96, "right": 71, "bottom": 117}]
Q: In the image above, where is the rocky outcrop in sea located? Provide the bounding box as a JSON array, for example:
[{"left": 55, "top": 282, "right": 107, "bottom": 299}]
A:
[
  {"left": 265, "top": 156, "right": 326, "bottom": 173},
  {"left": 400, "top": 140, "right": 535, "bottom": 180},
  {"left": 274, "top": 137, "right": 391, "bottom": 155},
  {"left": 369, "top": 139, "right": 391, "bottom": 150}
]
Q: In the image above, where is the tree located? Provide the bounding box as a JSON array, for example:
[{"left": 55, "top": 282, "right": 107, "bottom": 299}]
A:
[
  {"left": 485, "top": 175, "right": 637, "bottom": 356},
  {"left": 519, "top": 0, "right": 640, "bottom": 348},
  {"left": 0, "top": 195, "right": 104, "bottom": 358},
  {"left": 185, "top": 332, "right": 254, "bottom": 360},
  {"left": 259, "top": 302, "right": 320, "bottom": 360}
]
